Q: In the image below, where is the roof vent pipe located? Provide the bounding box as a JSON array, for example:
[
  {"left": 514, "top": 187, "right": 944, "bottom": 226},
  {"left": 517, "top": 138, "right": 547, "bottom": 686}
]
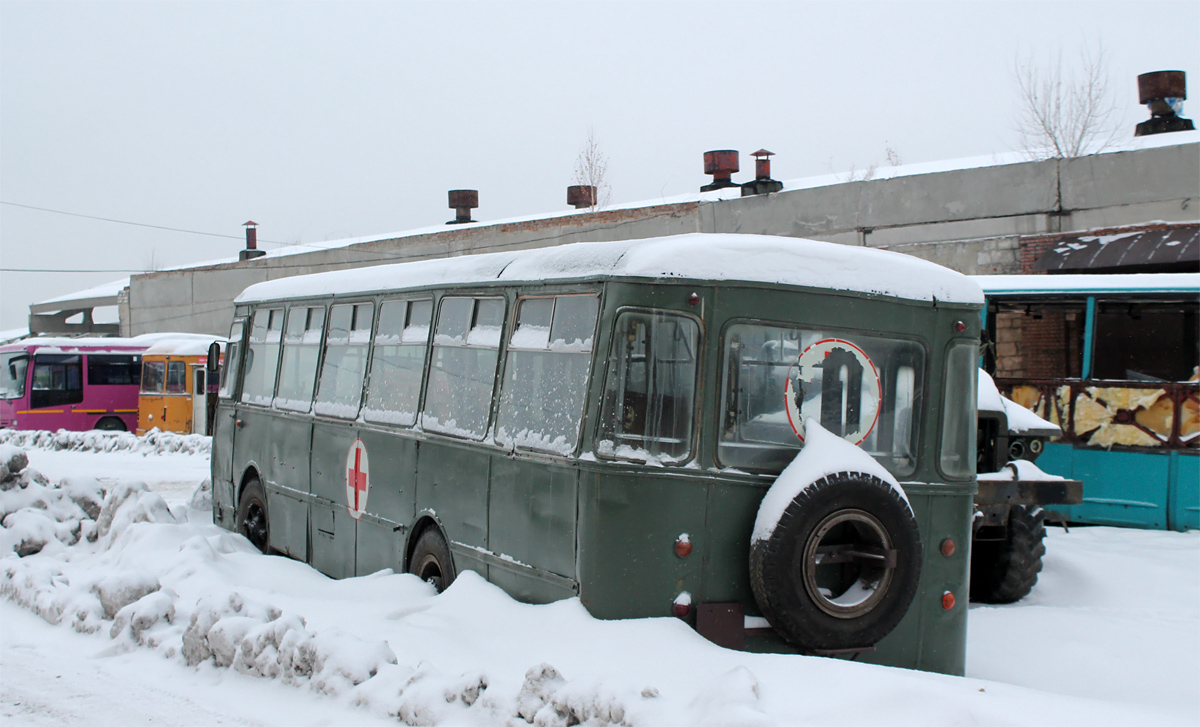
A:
[
  {"left": 700, "top": 150, "right": 740, "bottom": 192},
  {"left": 239, "top": 220, "right": 266, "bottom": 261},
  {"left": 567, "top": 185, "right": 597, "bottom": 209},
  {"left": 447, "top": 190, "right": 478, "bottom": 224},
  {"left": 1135, "top": 71, "right": 1194, "bottom": 136},
  {"left": 741, "top": 149, "right": 784, "bottom": 197}
]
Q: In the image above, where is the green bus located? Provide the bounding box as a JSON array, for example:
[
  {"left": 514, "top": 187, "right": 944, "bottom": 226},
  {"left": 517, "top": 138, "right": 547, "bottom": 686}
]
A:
[{"left": 211, "top": 233, "right": 983, "bottom": 675}]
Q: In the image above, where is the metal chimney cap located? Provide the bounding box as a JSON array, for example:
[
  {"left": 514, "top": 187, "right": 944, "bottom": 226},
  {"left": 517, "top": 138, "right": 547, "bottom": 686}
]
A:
[
  {"left": 751, "top": 149, "right": 775, "bottom": 159},
  {"left": 1138, "top": 71, "right": 1187, "bottom": 104},
  {"left": 243, "top": 220, "right": 258, "bottom": 227}
]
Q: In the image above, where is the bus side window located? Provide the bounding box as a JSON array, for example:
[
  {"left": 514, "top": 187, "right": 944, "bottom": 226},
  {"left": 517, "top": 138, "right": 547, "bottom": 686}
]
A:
[
  {"left": 241, "top": 308, "right": 283, "bottom": 405},
  {"left": 422, "top": 296, "right": 505, "bottom": 439},
  {"left": 364, "top": 299, "right": 432, "bottom": 427},
  {"left": 220, "top": 318, "right": 247, "bottom": 400},
  {"left": 496, "top": 294, "right": 599, "bottom": 455},
  {"left": 598, "top": 310, "right": 699, "bottom": 463},
  {"left": 315, "top": 302, "right": 374, "bottom": 419},
  {"left": 89, "top": 355, "right": 140, "bottom": 386},
  {"left": 275, "top": 306, "right": 325, "bottom": 412},
  {"left": 30, "top": 354, "right": 84, "bottom": 409}
]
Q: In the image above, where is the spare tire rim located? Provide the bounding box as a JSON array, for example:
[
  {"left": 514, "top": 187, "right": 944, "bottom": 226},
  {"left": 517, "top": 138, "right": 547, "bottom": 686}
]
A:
[{"left": 801, "top": 509, "right": 896, "bottom": 619}]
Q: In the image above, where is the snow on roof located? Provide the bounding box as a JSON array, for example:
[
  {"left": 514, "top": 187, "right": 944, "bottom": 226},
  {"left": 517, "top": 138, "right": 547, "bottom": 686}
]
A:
[
  {"left": 235, "top": 233, "right": 985, "bottom": 306},
  {"left": 973, "top": 272, "right": 1200, "bottom": 296},
  {"left": 142, "top": 334, "right": 226, "bottom": 357},
  {"left": 0, "top": 332, "right": 222, "bottom": 355},
  {"left": 33, "top": 278, "right": 129, "bottom": 308},
  {"left": 163, "top": 132, "right": 1200, "bottom": 269}
]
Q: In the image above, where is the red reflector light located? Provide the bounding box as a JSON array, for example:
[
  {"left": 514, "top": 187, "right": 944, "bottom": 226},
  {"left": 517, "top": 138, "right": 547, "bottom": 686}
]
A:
[
  {"left": 674, "top": 535, "right": 692, "bottom": 558},
  {"left": 942, "top": 591, "right": 956, "bottom": 610},
  {"left": 953, "top": 320, "right": 967, "bottom": 333},
  {"left": 940, "top": 538, "right": 956, "bottom": 557},
  {"left": 688, "top": 293, "right": 700, "bottom": 306},
  {"left": 672, "top": 601, "right": 691, "bottom": 619}
]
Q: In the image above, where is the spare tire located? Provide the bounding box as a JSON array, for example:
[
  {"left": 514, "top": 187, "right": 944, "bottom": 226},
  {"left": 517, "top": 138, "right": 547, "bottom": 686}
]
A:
[{"left": 749, "top": 472, "right": 922, "bottom": 652}]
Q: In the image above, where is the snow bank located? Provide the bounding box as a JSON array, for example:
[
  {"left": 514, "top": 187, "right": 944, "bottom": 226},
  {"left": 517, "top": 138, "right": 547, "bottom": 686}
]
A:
[
  {"left": 0, "top": 428, "right": 211, "bottom": 456},
  {"left": 751, "top": 418, "right": 908, "bottom": 543},
  {"left": 3, "top": 441, "right": 1194, "bottom": 726}
]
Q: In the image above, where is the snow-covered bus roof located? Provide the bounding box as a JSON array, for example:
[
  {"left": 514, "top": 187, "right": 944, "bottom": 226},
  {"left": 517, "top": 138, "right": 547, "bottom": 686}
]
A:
[
  {"left": 235, "top": 233, "right": 985, "bottom": 306},
  {"left": 0, "top": 333, "right": 213, "bottom": 356},
  {"left": 142, "top": 335, "right": 227, "bottom": 357},
  {"left": 973, "top": 272, "right": 1200, "bottom": 297}
]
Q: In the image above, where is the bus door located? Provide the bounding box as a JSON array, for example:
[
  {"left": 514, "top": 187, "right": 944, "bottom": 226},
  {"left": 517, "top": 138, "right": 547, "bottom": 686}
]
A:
[
  {"left": 191, "top": 364, "right": 206, "bottom": 434},
  {"left": 488, "top": 294, "right": 600, "bottom": 603},
  {"left": 213, "top": 316, "right": 249, "bottom": 526},
  {"left": 270, "top": 305, "right": 324, "bottom": 564},
  {"left": 29, "top": 353, "right": 85, "bottom": 430}
]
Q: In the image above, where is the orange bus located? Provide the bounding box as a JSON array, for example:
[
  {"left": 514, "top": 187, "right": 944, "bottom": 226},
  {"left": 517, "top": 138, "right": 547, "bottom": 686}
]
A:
[{"left": 137, "top": 336, "right": 225, "bottom": 435}]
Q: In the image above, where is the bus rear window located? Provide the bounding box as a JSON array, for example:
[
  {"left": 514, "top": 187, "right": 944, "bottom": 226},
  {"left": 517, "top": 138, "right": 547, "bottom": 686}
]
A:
[
  {"left": 598, "top": 310, "right": 700, "bottom": 464},
  {"left": 718, "top": 324, "right": 925, "bottom": 476},
  {"left": 2, "top": 354, "right": 29, "bottom": 400}
]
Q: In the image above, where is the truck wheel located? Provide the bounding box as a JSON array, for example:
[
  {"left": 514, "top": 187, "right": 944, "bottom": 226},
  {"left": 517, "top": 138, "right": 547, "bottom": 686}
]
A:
[
  {"left": 409, "top": 527, "right": 455, "bottom": 593},
  {"left": 235, "top": 479, "right": 271, "bottom": 554},
  {"left": 749, "top": 472, "right": 922, "bottom": 652},
  {"left": 970, "top": 505, "right": 1045, "bottom": 604}
]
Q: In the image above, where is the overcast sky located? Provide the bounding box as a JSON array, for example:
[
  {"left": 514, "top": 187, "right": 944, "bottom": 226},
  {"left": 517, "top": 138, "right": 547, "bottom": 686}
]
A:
[{"left": 1, "top": 1, "right": 1197, "bottom": 330}]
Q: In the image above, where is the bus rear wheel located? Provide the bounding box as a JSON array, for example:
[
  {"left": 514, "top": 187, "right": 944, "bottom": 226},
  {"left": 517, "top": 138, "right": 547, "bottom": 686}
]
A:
[
  {"left": 235, "top": 479, "right": 271, "bottom": 554},
  {"left": 749, "top": 472, "right": 922, "bottom": 653},
  {"left": 95, "top": 417, "right": 126, "bottom": 432},
  {"left": 409, "top": 527, "right": 455, "bottom": 593}
]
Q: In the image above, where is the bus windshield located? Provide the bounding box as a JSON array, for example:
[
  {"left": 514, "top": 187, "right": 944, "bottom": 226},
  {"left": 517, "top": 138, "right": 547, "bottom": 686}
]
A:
[{"left": 2, "top": 353, "right": 28, "bottom": 399}]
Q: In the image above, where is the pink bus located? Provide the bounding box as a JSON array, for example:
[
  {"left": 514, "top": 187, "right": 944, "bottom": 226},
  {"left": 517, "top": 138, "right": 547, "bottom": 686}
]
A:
[{"left": 0, "top": 337, "right": 148, "bottom": 432}]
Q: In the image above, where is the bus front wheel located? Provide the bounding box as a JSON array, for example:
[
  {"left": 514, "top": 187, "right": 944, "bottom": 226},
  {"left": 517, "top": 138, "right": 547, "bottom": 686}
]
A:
[
  {"left": 409, "top": 527, "right": 455, "bottom": 593},
  {"left": 235, "top": 479, "right": 271, "bottom": 554},
  {"left": 749, "top": 472, "right": 922, "bottom": 653}
]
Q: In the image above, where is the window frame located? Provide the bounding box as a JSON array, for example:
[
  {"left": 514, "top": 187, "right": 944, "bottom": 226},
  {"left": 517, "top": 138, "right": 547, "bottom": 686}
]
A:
[
  {"left": 419, "top": 294, "right": 507, "bottom": 442},
  {"left": 714, "top": 316, "right": 930, "bottom": 477},
  {"left": 495, "top": 293, "right": 601, "bottom": 456},
  {"left": 362, "top": 296, "right": 435, "bottom": 428},
  {"left": 313, "top": 300, "right": 375, "bottom": 420},
  {"left": 594, "top": 306, "right": 704, "bottom": 466}
]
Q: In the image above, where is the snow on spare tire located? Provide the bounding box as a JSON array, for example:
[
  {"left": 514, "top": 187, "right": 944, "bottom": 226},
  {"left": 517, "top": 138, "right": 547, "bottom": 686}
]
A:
[{"left": 749, "top": 418, "right": 922, "bottom": 653}]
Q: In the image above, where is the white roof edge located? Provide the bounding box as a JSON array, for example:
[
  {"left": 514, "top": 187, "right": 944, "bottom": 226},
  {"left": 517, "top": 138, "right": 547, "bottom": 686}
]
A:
[
  {"left": 236, "top": 233, "right": 984, "bottom": 306},
  {"left": 973, "top": 272, "right": 1200, "bottom": 295},
  {"left": 159, "top": 134, "right": 1200, "bottom": 271}
]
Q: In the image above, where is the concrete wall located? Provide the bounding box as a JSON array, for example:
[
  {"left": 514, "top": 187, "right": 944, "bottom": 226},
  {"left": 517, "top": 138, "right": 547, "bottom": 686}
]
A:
[{"left": 128, "top": 143, "right": 1199, "bottom": 336}]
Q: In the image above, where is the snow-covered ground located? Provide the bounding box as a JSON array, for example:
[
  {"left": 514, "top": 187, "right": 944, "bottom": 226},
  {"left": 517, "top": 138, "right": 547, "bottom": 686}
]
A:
[{"left": 1, "top": 433, "right": 1197, "bottom": 726}]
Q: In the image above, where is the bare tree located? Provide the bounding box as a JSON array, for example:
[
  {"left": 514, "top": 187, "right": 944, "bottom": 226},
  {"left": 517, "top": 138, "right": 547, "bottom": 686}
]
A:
[
  {"left": 1013, "top": 46, "right": 1121, "bottom": 160},
  {"left": 572, "top": 129, "right": 612, "bottom": 211}
]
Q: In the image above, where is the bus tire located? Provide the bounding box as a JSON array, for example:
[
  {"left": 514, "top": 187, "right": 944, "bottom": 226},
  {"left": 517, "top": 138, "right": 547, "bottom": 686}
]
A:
[
  {"left": 235, "top": 479, "right": 271, "bottom": 554},
  {"left": 95, "top": 416, "right": 126, "bottom": 432},
  {"left": 749, "top": 472, "right": 922, "bottom": 653},
  {"left": 970, "top": 505, "right": 1045, "bottom": 604},
  {"left": 409, "top": 527, "right": 455, "bottom": 593}
]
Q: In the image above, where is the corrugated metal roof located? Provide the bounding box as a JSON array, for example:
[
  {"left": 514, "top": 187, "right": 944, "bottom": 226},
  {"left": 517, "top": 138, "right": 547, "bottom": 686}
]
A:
[{"left": 1033, "top": 225, "right": 1199, "bottom": 272}]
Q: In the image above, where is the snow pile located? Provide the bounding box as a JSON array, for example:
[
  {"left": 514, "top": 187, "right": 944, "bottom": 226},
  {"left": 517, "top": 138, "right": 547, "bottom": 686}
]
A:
[
  {"left": 752, "top": 418, "right": 908, "bottom": 543},
  {"left": 978, "top": 370, "right": 1060, "bottom": 436},
  {"left": 0, "top": 428, "right": 211, "bottom": 456},
  {"left": 0, "top": 449, "right": 633, "bottom": 726}
]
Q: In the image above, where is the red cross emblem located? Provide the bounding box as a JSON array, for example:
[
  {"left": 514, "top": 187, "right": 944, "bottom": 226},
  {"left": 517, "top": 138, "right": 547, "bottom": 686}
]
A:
[{"left": 345, "top": 439, "right": 369, "bottom": 519}]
